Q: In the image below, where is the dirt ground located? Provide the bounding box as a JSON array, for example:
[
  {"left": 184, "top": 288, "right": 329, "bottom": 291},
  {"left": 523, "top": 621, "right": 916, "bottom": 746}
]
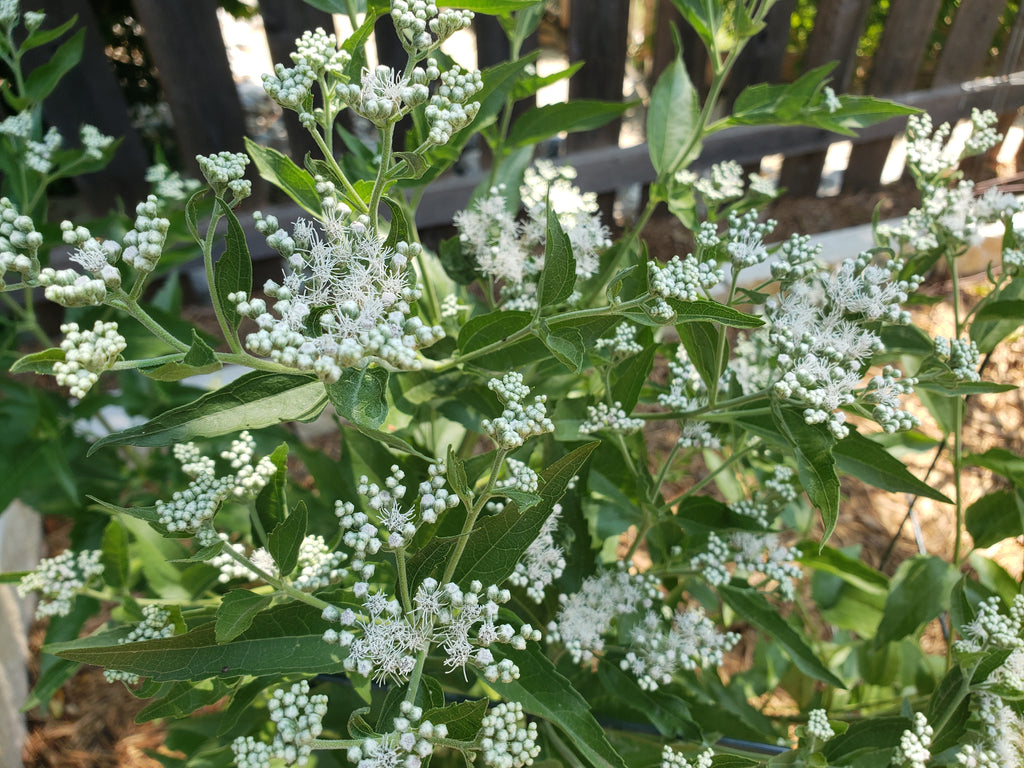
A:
[{"left": 19, "top": 178, "right": 1024, "bottom": 766}]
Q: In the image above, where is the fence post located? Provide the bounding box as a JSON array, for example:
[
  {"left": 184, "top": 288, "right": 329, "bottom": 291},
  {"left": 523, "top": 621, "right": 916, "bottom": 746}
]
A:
[
  {"left": 933, "top": 0, "right": 1008, "bottom": 88},
  {"left": 842, "top": 0, "right": 943, "bottom": 193},
  {"left": 778, "top": 0, "right": 869, "bottom": 197},
  {"left": 23, "top": 0, "right": 149, "bottom": 214},
  {"left": 719, "top": 0, "right": 795, "bottom": 114},
  {"left": 259, "top": 0, "right": 335, "bottom": 163},
  {"left": 131, "top": 0, "right": 246, "bottom": 175}
]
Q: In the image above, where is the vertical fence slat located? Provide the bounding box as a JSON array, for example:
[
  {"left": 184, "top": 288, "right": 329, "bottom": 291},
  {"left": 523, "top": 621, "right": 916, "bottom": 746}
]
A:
[
  {"left": 23, "top": 0, "right": 149, "bottom": 213},
  {"left": 842, "top": 0, "right": 943, "bottom": 192},
  {"left": 566, "top": 0, "right": 631, "bottom": 152},
  {"left": 259, "top": 0, "right": 335, "bottom": 162},
  {"left": 719, "top": 0, "right": 795, "bottom": 113},
  {"left": 932, "top": 0, "right": 1008, "bottom": 87},
  {"left": 651, "top": 0, "right": 709, "bottom": 100},
  {"left": 778, "top": 0, "right": 869, "bottom": 196},
  {"left": 131, "top": 0, "right": 246, "bottom": 175}
]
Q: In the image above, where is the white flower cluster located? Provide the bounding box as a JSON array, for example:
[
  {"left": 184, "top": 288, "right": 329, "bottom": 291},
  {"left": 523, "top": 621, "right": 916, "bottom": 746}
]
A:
[
  {"left": 547, "top": 563, "right": 660, "bottom": 664},
  {"left": 212, "top": 535, "right": 280, "bottom": 582},
  {"left": 348, "top": 700, "right": 444, "bottom": 768},
  {"left": 145, "top": 163, "right": 201, "bottom": 203},
  {"left": 579, "top": 401, "right": 644, "bottom": 435},
  {"left": 237, "top": 200, "right": 443, "bottom": 381},
  {"left": 26, "top": 126, "right": 61, "bottom": 174},
  {"left": 694, "top": 160, "right": 745, "bottom": 202},
  {"left": 196, "top": 151, "right": 251, "bottom": 200},
  {"left": 649, "top": 252, "right": 725, "bottom": 302},
  {"left": 660, "top": 745, "right": 713, "bottom": 768},
  {"left": 340, "top": 61, "right": 433, "bottom": 126},
  {"left": 324, "top": 579, "right": 538, "bottom": 684},
  {"left": 263, "top": 27, "right": 350, "bottom": 112},
  {"left": 232, "top": 681, "right": 328, "bottom": 768},
  {"left": 80, "top": 124, "right": 115, "bottom": 160},
  {"left": 955, "top": 596, "right": 1024, "bottom": 653},
  {"left": 676, "top": 420, "right": 720, "bottom": 450},
  {"left": 104, "top": 605, "right": 175, "bottom": 685},
  {"left": 658, "top": 344, "right": 708, "bottom": 413},
  {"left": 212, "top": 533, "right": 347, "bottom": 591},
  {"left": 121, "top": 195, "right": 172, "bottom": 272},
  {"left": 729, "top": 466, "right": 800, "bottom": 528},
  {"left": 479, "top": 701, "right": 540, "bottom": 768},
  {"left": 621, "top": 607, "right": 740, "bottom": 690},
  {"left": 966, "top": 691, "right": 1024, "bottom": 767},
  {"left": 52, "top": 321, "right": 126, "bottom": 398},
  {"left": 770, "top": 233, "right": 821, "bottom": 282},
  {"left": 726, "top": 210, "right": 777, "bottom": 270},
  {"left": 865, "top": 366, "right": 920, "bottom": 433},
  {"left": 17, "top": 549, "right": 103, "bottom": 619},
  {"left": 453, "top": 162, "right": 610, "bottom": 309},
  {"left": 595, "top": 323, "right": 642, "bottom": 360},
  {"left": 508, "top": 504, "right": 565, "bottom": 603},
  {"left": 0, "top": 197, "right": 42, "bottom": 285},
  {"left": 894, "top": 712, "right": 932, "bottom": 768},
  {"left": 155, "top": 433, "right": 277, "bottom": 534},
  {"left": 425, "top": 63, "right": 483, "bottom": 144},
  {"left": 806, "top": 708, "right": 834, "bottom": 743},
  {"left": 691, "top": 532, "right": 802, "bottom": 600},
  {"left": 482, "top": 373, "right": 554, "bottom": 450},
  {"left": 391, "top": 0, "right": 473, "bottom": 54},
  {"left": 906, "top": 110, "right": 1002, "bottom": 181},
  {"left": 357, "top": 462, "right": 459, "bottom": 549},
  {"left": 934, "top": 336, "right": 981, "bottom": 382}
]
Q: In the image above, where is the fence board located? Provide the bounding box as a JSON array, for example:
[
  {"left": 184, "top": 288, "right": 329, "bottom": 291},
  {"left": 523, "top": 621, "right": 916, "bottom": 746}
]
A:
[
  {"left": 131, "top": 0, "right": 246, "bottom": 175},
  {"left": 842, "top": 0, "right": 944, "bottom": 192},
  {"left": 719, "top": 0, "right": 795, "bottom": 113},
  {"left": 933, "top": 0, "right": 1008, "bottom": 87},
  {"left": 651, "top": 0, "right": 708, "bottom": 100},
  {"left": 778, "top": 0, "right": 870, "bottom": 196},
  {"left": 23, "top": 0, "right": 149, "bottom": 213},
  {"left": 259, "top": 0, "right": 335, "bottom": 162}
]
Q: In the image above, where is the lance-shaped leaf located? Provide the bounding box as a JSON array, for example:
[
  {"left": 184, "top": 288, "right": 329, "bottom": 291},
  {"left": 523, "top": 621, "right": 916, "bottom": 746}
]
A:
[
  {"left": 88, "top": 372, "right": 328, "bottom": 453},
  {"left": 834, "top": 430, "right": 952, "bottom": 504},
  {"left": 216, "top": 591, "right": 273, "bottom": 644},
  {"left": 245, "top": 138, "right": 321, "bottom": 216},
  {"left": 213, "top": 199, "right": 253, "bottom": 334},
  {"left": 326, "top": 366, "right": 389, "bottom": 430},
  {"left": 666, "top": 298, "right": 763, "bottom": 328},
  {"left": 647, "top": 56, "right": 701, "bottom": 176},
  {"left": 507, "top": 100, "right": 634, "bottom": 148},
  {"left": 140, "top": 330, "right": 222, "bottom": 382},
  {"left": 537, "top": 204, "right": 576, "bottom": 309},
  {"left": 772, "top": 402, "right": 840, "bottom": 543}
]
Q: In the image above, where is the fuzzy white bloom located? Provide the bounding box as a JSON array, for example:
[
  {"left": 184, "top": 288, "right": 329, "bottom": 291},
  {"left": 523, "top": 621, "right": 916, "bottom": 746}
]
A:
[
  {"left": 53, "top": 321, "right": 126, "bottom": 398},
  {"left": 692, "top": 532, "right": 802, "bottom": 600},
  {"left": 18, "top": 549, "right": 104, "bottom": 619},
  {"left": 695, "top": 160, "right": 745, "bottom": 201},
  {"left": 79, "top": 124, "right": 114, "bottom": 159},
  {"left": 25, "top": 126, "right": 62, "bottom": 173},
  {"left": 348, "top": 700, "right": 442, "bottom": 768},
  {"left": 676, "top": 420, "right": 720, "bottom": 450},
  {"left": 726, "top": 210, "right": 777, "bottom": 270},
  {"left": 955, "top": 596, "right": 1024, "bottom": 653},
  {"left": 508, "top": 504, "right": 565, "bottom": 603},
  {"left": 482, "top": 373, "right": 554, "bottom": 450}
]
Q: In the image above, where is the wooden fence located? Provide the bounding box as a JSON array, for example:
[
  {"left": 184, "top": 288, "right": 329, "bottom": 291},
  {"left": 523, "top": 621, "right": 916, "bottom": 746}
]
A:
[{"left": 23, "top": 0, "right": 1024, "bottom": 233}]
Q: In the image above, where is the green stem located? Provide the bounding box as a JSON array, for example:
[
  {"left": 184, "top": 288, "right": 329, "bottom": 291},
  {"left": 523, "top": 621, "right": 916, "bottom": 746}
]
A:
[
  {"left": 639, "top": 389, "right": 771, "bottom": 420},
  {"left": 108, "top": 292, "right": 190, "bottom": 353},
  {"left": 395, "top": 547, "right": 412, "bottom": 614},
  {"left": 369, "top": 121, "right": 397, "bottom": 232},
  {"left": 667, "top": 444, "right": 754, "bottom": 511},
  {"left": 441, "top": 449, "right": 506, "bottom": 586},
  {"left": 198, "top": 203, "right": 243, "bottom": 354},
  {"left": 650, "top": 439, "right": 682, "bottom": 504},
  {"left": 948, "top": 251, "right": 965, "bottom": 566},
  {"left": 218, "top": 543, "right": 334, "bottom": 612},
  {"left": 308, "top": 128, "right": 368, "bottom": 214},
  {"left": 312, "top": 738, "right": 362, "bottom": 750}
]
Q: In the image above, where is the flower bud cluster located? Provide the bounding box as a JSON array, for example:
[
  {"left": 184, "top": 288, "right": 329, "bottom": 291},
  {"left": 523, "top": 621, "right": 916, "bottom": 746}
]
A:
[
  {"left": 694, "top": 160, "right": 745, "bottom": 202},
  {"left": 0, "top": 197, "right": 42, "bottom": 284},
  {"left": 726, "top": 210, "right": 776, "bottom": 270},
  {"left": 232, "top": 681, "right": 328, "bottom": 768},
  {"left": 595, "top": 323, "right": 642, "bottom": 360},
  {"left": 145, "top": 164, "right": 201, "bottom": 203},
  {"left": 676, "top": 420, "right": 721, "bottom": 450},
  {"left": 103, "top": 605, "right": 176, "bottom": 685},
  {"left": 894, "top": 712, "right": 932, "bottom": 768},
  {"left": 660, "top": 746, "right": 714, "bottom": 768},
  {"left": 770, "top": 233, "right": 821, "bottom": 281},
  {"left": 18, "top": 549, "right": 104, "bottom": 619},
  {"left": 934, "top": 336, "right": 981, "bottom": 382},
  {"left": 963, "top": 108, "right": 1003, "bottom": 159},
  {"left": 649, "top": 253, "right": 724, "bottom": 301},
  {"left": 355, "top": 462, "right": 459, "bottom": 550},
  {"left": 197, "top": 151, "right": 251, "bottom": 200},
  {"left": 238, "top": 209, "right": 442, "bottom": 381},
  {"left": 956, "top": 744, "right": 1000, "bottom": 767},
  {"left": 482, "top": 373, "right": 554, "bottom": 450},
  {"left": 121, "top": 195, "right": 170, "bottom": 272},
  {"left": 211, "top": 534, "right": 280, "bottom": 582},
  {"left": 620, "top": 607, "right": 740, "bottom": 690},
  {"left": 335, "top": 502, "right": 382, "bottom": 580},
  {"left": 52, "top": 321, "right": 126, "bottom": 398},
  {"left": 80, "top": 124, "right": 115, "bottom": 160},
  {"left": 658, "top": 344, "right": 708, "bottom": 412},
  {"left": 508, "top": 504, "right": 564, "bottom": 603},
  {"left": 954, "top": 595, "right": 1024, "bottom": 653},
  {"left": 155, "top": 433, "right": 276, "bottom": 534},
  {"left": 391, "top": 0, "right": 473, "bottom": 54},
  {"left": 579, "top": 401, "right": 644, "bottom": 435},
  {"left": 425, "top": 64, "right": 482, "bottom": 144},
  {"left": 806, "top": 708, "right": 834, "bottom": 743},
  {"left": 26, "top": 126, "right": 61, "bottom": 173},
  {"left": 479, "top": 701, "right": 540, "bottom": 768},
  {"left": 347, "top": 701, "right": 444, "bottom": 768},
  {"left": 692, "top": 532, "right": 802, "bottom": 600},
  {"left": 547, "top": 562, "right": 660, "bottom": 664},
  {"left": 866, "top": 366, "right": 920, "bottom": 433},
  {"left": 215, "top": 534, "right": 348, "bottom": 591},
  {"left": 38, "top": 266, "right": 107, "bottom": 306}
]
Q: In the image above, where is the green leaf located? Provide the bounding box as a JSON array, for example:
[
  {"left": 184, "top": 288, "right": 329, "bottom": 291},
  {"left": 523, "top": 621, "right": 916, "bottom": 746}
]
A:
[
  {"left": 972, "top": 277, "right": 1024, "bottom": 353},
  {"left": 255, "top": 443, "right": 290, "bottom": 534},
  {"left": 422, "top": 698, "right": 488, "bottom": 742},
  {"left": 20, "top": 658, "right": 81, "bottom": 713},
  {"left": 10, "top": 347, "right": 64, "bottom": 375},
  {"left": 388, "top": 151, "right": 429, "bottom": 181},
  {"left": 486, "top": 644, "right": 627, "bottom": 768},
  {"left": 88, "top": 371, "right": 327, "bottom": 453},
  {"left": 136, "top": 678, "right": 232, "bottom": 723},
  {"left": 874, "top": 555, "right": 958, "bottom": 648},
  {"left": 666, "top": 298, "right": 764, "bottom": 328},
  {"left": 611, "top": 344, "right": 656, "bottom": 412},
  {"left": 597, "top": 662, "right": 701, "bottom": 739},
  {"left": 833, "top": 430, "right": 952, "bottom": 504},
  {"left": 668, "top": 0, "right": 723, "bottom": 54},
  {"left": 822, "top": 717, "right": 909, "bottom": 764},
  {"left": 458, "top": 310, "right": 533, "bottom": 354},
  {"left": 507, "top": 100, "right": 633, "bottom": 148},
  {"left": 512, "top": 61, "right": 583, "bottom": 101},
  {"left": 647, "top": 56, "right": 701, "bottom": 176},
  {"left": 927, "top": 665, "right": 970, "bottom": 753},
  {"left": 973, "top": 299, "right": 1024, "bottom": 321},
  {"left": 964, "top": 447, "right": 1024, "bottom": 488},
  {"left": 798, "top": 543, "right": 889, "bottom": 596},
  {"left": 268, "top": 501, "right": 308, "bottom": 577},
  {"left": 677, "top": 322, "right": 723, "bottom": 393},
  {"left": 24, "top": 28, "right": 84, "bottom": 104},
  {"left": 772, "top": 402, "right": 840, "bottom": 543},
  {"left": 326, "top": 366, "right": 389, "bottom": 429},
  {"left": 216, "top": 591, "right": 274, "bottom": 643},
  {"left": 50, "top": 603, "right": 343, "bottom": 681},
  {"left": 88, "top": 495, "right": 162, "bottom": 528},
  {"left": 185, "top": 188, "right": 211, "bottom": 242},
  {"left": 141, "top": 330, "right": 222, "bottom": 382},
  {"left": 718, "top": 583, "right": 845, "bottom": 688},
  {"left": 244, "top": 138, "right": 321, "bottom": 217},
  {"left": 382, "top": 197, "right": 410, "bottom": 251},
  {"left": 438, "top": 235, "right": 480, "bottom": 285},
  {"left": 213, "top": 199, "right": 253, "bottom": 333},
  {"left": 100, "top": 519, "right": 130, "bottom": 590},
  {"left": 965, "top": 489, "right": 1024, "bottom": 549},
  {"left": 452, "top": 442, "right": 598, "bottom": 586},
  {"left": 541, "top": 326, "right": 584, "bottom": 373},
  {"left": 444, "top": 0, "right": 540, "bottom": 11},
  {"left": 20, "top": 15, "right": 78, "bottom": 53},
  {"left": 538, "top": 204, "right": 576, "bottom": 308}
]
